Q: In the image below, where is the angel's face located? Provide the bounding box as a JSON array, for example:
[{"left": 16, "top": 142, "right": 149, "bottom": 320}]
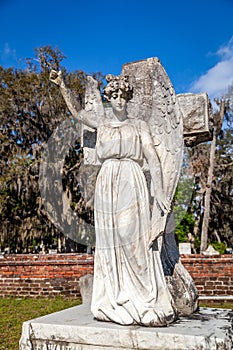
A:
[{"left": 110, "top": 89, "right": 127, "bottom": 117}]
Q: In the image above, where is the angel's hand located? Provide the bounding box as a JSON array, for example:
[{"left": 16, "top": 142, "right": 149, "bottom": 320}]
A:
[
  {"left": 49, "top": 70, "right": 63, "bottom": 86},
  {"left": 156, "top": 194, "right": 170, "bottom": 215}
]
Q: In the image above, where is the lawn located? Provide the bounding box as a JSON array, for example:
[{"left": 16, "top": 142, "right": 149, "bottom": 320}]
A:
[
  {"left": 0, "top": 297, "right": 81, "bottom": 350},
  {"left": 0, "top": 298, "right": 232, "bottom": 350}
]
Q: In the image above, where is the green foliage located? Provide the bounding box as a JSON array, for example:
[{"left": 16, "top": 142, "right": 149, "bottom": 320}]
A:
[
  {"left": 194, "top": 236, "right": 201, "bottom": 253},
  {"left": 175, "top": 212, "right": 195, "bottom": 242},
  {"left": 173, "top": 174, "right": 195, "bottom": 242},
  {"left": 210, "top": 241, "right": 227, "bottom": 254},
  {"left": 174, "top": 177, "right": 194, "bottom": 214}
]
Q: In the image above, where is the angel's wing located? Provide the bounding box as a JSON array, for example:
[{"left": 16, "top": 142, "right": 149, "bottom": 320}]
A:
[
  {"left": 81, "top": 76, "right": 105, "bottom": 164},
  {"left": 149, "top": 60, "right": 183, "bottom": 202},
  {"left": 122, "top": 58, "right": 183, "bottom": 243},
  {"left": 148, "top": 60, "right": 183, "bottom": 243},
  {"left": 84, "top": 76, "right": 105, "bottom": 122}
]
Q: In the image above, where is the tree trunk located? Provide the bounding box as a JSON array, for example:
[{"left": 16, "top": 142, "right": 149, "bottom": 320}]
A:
[
  {"left": 200, "top": 131, "right": 216, "bottom": 252},
  {"left": 200, "top": 101, "right": 225, "bottom": 252}
]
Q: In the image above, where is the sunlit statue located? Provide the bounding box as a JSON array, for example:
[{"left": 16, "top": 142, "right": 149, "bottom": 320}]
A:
[{"left": 50, "top": 58, "right": 198, "bottom": 327}]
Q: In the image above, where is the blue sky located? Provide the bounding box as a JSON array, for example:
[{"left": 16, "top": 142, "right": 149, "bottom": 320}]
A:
[{"left": 0, "top": 0, "right": 233, "bottom": 98}]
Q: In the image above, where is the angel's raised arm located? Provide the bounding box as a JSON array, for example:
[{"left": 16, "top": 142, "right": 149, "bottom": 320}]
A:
[{"left": 49, "top": 70, "right": 104, "bottom": 129}]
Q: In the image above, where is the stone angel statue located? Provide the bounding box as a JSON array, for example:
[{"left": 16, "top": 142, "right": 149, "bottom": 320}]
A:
[{"left": 49, "top": 57, "right": 198, "bottom": 327}]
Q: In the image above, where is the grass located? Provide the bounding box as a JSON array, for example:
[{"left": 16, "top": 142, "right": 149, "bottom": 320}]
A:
[
  {"left": 199, "top": 301, "right": 233, "bottom": 309},
  {"left": 0, "top": 298, "right": 232, "bottom": 350},
  {"left": 0, "top": 297, "right": 81, "bottom": 350}
]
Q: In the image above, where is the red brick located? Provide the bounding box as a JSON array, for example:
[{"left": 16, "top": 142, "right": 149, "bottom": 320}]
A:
[{"left": 0, "top": 254, "right": 231, "bottom": 298}]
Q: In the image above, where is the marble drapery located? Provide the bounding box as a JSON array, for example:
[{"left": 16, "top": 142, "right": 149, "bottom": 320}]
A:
[{"left": 91, "top": 121, "right": 177, "bottom": 326}]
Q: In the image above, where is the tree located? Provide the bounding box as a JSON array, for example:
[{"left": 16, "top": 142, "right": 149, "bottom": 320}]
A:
[
  {"left": 208, "top": 86, "right": 233, "bottom": 248},
  {"left": 200, "top": 100, "right": 226, "bottom": 252},
  {"left": 210, "top": 126, "right": 233, "bottom": 246},
  {"left": 187, "top": 88, "right": 233, "bottom": 252},
  {"left": 0, "top": 45, "right": 103, "bottom": 252}
]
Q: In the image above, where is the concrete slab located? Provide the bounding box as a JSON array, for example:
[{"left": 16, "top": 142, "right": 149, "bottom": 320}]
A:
[{"left": 19, "top": 304, "right": 233, "bottom": 350}]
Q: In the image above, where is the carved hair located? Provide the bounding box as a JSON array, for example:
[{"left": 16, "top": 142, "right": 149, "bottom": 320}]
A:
[{"left": 104, "top": 74, "right": 133, "bottom": 101}]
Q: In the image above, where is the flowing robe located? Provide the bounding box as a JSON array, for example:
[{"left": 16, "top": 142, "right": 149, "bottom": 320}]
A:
[{"left": 91, "top": 120, "right": 177, "bottom": 326}]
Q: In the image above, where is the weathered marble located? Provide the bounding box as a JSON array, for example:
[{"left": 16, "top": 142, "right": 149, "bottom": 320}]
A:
[
  {"left": 19, "top": 304, "right": 233, "bottom": 350},
  {"left": 48, "top": 58, "right": 203, "bottom": 326},
  {"left": 23, "top": 52, "right": 222, "bottom": 350},
  {"left": 78, "top": 215, "right": 199, "bottom": 317},
  {"left": 79, "top": 274, "right": 94, "bottom": 304},
  {"left": 177, "top": 92, "right": 213, "bottom": 146}
]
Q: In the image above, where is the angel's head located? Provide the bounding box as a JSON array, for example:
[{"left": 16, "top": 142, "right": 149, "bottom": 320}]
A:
[{"left": 104, "top": 75, "right": 133, "bottom": 119}]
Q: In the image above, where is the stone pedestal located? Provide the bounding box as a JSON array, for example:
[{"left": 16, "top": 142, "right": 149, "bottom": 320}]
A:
[{"left": 20, "top": 304, "right": 233, "bottom": 350}]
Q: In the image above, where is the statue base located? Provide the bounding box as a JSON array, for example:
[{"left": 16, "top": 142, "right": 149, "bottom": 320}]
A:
[{"left": 20, "top": 304, "right": 232, "bottom": 350}]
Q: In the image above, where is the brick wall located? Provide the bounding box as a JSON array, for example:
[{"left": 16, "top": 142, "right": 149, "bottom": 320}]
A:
[
  {"left": 181, "top": 254, "right": 233, "bottom": 297},
  {"left": 0, "top": 254, "right": 94, "bottom": 298},
  {"left": 0, "top": 254, "right": 232, "bottom": 298}
]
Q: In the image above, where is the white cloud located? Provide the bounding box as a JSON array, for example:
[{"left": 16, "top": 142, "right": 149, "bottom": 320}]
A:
[
  {"left": 3, "top": 43, "right": 10, "bottom": 55},
  {"left": 0, "top": 43, "right": 17, "bottom": 63},
  {"left": 191, "top": 37, "right": 233, "bottom": 99}
]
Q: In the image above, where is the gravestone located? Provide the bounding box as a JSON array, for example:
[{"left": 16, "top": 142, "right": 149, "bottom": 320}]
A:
[
  {"left": 19, "top": 57, "right": 232, "bottom": 349},
  {"left": 179, "top": 242, "right": 192, "bottom": 255}
]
